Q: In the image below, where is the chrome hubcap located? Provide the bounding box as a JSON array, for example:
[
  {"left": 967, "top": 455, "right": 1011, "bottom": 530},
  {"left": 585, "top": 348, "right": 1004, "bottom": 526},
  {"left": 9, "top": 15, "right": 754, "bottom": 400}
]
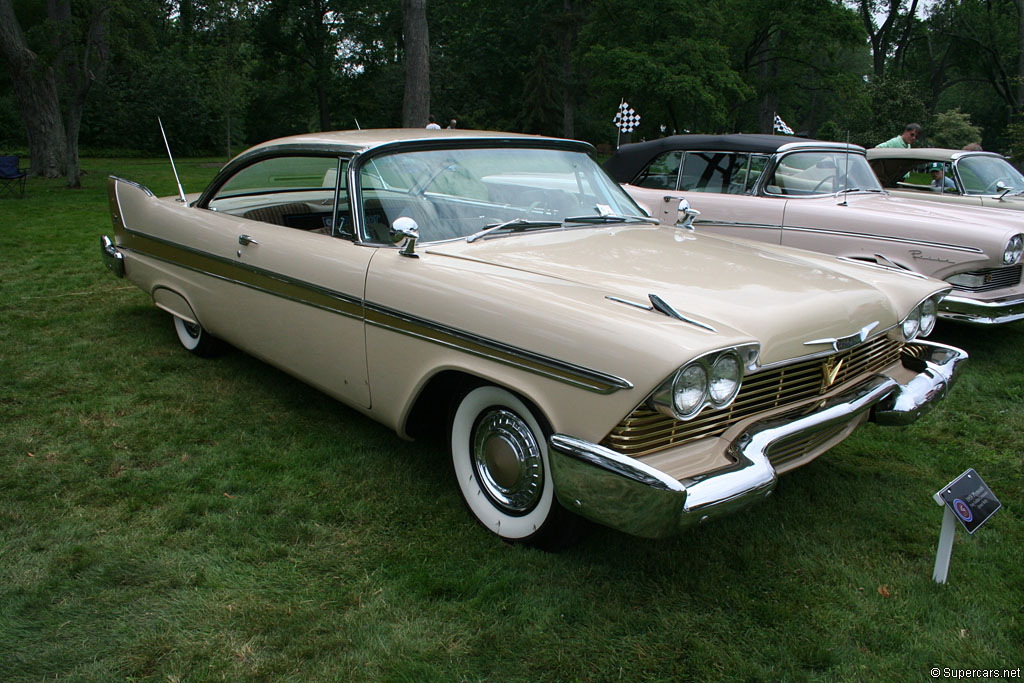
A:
[
  {"left": 183, "top": 321, "right": 201, "bottom": 339},
  {"left": 472, "top": 408, "right": 543, "bottom": 514}
]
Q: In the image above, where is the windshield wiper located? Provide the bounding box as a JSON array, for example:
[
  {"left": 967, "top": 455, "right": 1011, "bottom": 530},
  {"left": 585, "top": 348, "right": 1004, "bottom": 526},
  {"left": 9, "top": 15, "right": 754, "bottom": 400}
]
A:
[
  {"left": 466, "top": 218, "right": 563, "bottom": 243},
  {"left": 563, "top": 214, "right": 660, "bottom": 224}
]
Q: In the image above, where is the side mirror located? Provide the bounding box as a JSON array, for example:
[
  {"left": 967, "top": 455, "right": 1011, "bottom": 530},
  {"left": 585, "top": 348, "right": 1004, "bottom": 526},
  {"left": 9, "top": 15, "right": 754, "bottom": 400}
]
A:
[
  {"left": 390, "top": 216, "right": 420, "bottom": 258},
  {"left": 676, "top": 198, "right": 700, "bottom": 230},
  {"left": 996, "top": 181, "right": 1012, "bottom": 199}
]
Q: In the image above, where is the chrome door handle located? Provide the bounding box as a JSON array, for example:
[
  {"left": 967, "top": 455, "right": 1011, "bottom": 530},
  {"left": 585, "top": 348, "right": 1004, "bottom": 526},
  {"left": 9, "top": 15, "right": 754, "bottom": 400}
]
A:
[{"left": 238, "top": 234, "right": 258, "bottom": 246}]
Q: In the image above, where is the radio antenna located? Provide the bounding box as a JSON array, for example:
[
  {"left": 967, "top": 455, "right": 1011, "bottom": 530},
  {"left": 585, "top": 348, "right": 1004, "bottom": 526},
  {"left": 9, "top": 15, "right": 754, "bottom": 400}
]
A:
[
  {"left": 839, "top": 130, "right": 851, "bottom": 206},
  {"left": 159, "top": 117, "right": 188, "bottom": 204}
]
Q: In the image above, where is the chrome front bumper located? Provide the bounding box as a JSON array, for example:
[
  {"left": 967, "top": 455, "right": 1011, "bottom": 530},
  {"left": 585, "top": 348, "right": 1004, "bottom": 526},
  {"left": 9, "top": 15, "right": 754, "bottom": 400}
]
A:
[
  {"left": 548, "top": 341, "right": 967, "bottom": 539},
  {"left": 940, "top": 292, "right": 1024, "bottom": 325}
]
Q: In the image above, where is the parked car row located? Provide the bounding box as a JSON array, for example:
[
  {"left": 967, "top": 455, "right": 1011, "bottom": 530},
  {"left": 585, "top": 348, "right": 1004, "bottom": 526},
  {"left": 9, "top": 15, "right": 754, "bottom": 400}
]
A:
[
  {"left": 101, "top": 129, "right": 975, "bottom": 547},
  {"left": 606, "top": 134, "right": 1024, "bottom": 326}
]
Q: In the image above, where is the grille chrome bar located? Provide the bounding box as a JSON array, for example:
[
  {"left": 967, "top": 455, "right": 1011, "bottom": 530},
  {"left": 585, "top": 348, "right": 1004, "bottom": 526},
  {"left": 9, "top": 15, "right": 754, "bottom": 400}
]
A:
[
  {"left": 951, "top": 264, "right": 1022, "bottom": 292},
  {"left": 601, "top": 335, "right": 903, "bottom": 457}
]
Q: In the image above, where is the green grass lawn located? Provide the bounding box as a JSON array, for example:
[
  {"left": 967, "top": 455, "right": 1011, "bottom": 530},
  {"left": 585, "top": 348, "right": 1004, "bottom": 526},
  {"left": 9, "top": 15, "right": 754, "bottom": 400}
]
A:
[{"left": 1, "top": 159, "right": 1022, "bottom": 681}]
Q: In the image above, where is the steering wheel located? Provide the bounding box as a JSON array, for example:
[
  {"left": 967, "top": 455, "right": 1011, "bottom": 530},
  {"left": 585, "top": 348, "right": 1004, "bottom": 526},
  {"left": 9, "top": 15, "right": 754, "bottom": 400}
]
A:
[
  {"left": 985, "top": 177, "right": 1013, "bottom": 194},
  {"left": 811, "top": 177, "right": 834, "bottom": 193}
]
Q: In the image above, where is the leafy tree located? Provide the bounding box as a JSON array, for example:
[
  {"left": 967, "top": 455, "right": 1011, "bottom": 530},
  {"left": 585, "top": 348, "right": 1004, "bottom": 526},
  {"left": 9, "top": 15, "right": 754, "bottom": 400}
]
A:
[
  {"left": 578, "top": 0, "right": 749, "bottom": 143},
  {"left": 929, "top": 108, "right": 982, "bottom": 149},
  {"left": 0, "top": 0, "right": 110, "bottom": 185}
]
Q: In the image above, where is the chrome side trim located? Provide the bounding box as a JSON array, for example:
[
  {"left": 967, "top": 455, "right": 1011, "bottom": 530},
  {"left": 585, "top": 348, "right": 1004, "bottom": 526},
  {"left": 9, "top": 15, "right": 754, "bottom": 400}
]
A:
[
  {"left": 694, "top": 219, "right": 781, "bottom": 231},
  {"left": 785, "top": 226, "right": 984, "bottom": 255},
  {"left": 118, "top": 228, "right": 632, "bottom": 394},
  {"left": 364, "top": 303, "right": 633, "bottom": 394},
  {"left": 835, "top": 255, "right": 932, "bottom": 280},
  {"left": 939, "top": 293, "right": 1024, "bottom": 325}
]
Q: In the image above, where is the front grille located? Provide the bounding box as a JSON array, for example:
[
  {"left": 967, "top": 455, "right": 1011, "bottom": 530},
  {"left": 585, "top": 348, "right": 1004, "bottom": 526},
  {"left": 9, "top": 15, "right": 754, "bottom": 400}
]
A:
[
  {"left": 600, "top": 335, "right": 903, "bottom": 458},
  {"left": 950, "top": 264, "right": 1022, "bottom": 292}
]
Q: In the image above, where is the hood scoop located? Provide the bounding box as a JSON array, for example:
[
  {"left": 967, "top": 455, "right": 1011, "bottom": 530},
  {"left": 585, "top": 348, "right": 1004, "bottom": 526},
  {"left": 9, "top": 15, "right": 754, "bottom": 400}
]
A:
[{"left": 606, "top": 293, "right": 718, "bottom": 334}]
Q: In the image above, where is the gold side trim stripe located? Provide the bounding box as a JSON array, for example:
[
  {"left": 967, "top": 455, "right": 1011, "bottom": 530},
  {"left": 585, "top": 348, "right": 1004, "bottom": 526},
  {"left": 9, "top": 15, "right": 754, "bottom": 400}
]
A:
[{"left": 118, "top": 229, "right": 631, "bottom": 395}]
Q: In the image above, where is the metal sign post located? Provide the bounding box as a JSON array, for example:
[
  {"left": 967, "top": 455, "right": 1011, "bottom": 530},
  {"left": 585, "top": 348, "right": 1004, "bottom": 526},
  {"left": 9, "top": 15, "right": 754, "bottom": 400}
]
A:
[{"left": 931, "top": 468, "right": 1001, "bottom": 584}]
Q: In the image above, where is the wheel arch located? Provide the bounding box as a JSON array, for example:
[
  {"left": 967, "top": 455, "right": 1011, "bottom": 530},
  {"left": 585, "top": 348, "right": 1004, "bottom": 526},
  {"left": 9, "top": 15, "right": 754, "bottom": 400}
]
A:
[{"left": 401, "top": 368, "right": 553, "bottom": 442}]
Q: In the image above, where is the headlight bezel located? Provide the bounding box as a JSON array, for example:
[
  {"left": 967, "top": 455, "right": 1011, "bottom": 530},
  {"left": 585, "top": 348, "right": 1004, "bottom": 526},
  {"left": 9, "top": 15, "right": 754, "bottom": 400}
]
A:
[
  {"left": 648, "top": 344, "right": 759, "bottom": 422},
  {"left": 902, "top": 292, "right": 945, "bottom": 341},
  {"left": 1003, "top": 234, "right": 1023, "bottom": 265}
]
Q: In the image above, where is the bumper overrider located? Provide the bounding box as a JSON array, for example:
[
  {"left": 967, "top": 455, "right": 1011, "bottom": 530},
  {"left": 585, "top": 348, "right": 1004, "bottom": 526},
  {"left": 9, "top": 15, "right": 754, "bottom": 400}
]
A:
[
  {"left": 940, "top": 292, "right": 1024, "bottom": 325},
  {"left": 547, "top": 340, "right": 967, "bottom": 539}
]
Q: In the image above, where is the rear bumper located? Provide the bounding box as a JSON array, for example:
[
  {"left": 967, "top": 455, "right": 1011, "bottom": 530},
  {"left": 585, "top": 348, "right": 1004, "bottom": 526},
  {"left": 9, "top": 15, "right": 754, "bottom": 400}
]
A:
[
  {"left": 548, "top": 341, "right": 967, "bottom": 539},
  {"left": 940, "top": 292, "right": 1024, "bottom": 325},
  {"left": 101, "top": 235, "right": 125, "bottom": 278}
]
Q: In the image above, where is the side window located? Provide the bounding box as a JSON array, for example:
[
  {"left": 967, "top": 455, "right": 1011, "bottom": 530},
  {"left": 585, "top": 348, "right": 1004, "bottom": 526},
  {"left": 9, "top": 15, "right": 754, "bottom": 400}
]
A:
[
  {"left": 208, "top": 156, "right": 348, "bottom": 236},
  {"left": 680, "top": 152, "right": 750, "bottom": 193},
  {"left": 634, "top": 151, "right": 682, "bottom": 189},
  {"left": 746, "top": 155, "right": 770, "bottom": 192}
]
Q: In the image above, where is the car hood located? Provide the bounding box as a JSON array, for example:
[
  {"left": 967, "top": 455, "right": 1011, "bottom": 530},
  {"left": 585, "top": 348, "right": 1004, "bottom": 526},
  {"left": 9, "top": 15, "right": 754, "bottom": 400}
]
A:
[{"left": 424, "top": 225, "right": 935, "bottom": 366}]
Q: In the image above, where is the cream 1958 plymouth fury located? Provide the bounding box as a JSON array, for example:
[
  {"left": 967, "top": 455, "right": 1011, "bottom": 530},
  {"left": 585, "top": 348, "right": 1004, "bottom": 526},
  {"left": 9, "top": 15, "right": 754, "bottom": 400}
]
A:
[
  {"left": 101, "top": 129, "right": 966, "bottom": 547},
  {"left": 607, "top": 134, "right": 1024, "bottom": 326}
]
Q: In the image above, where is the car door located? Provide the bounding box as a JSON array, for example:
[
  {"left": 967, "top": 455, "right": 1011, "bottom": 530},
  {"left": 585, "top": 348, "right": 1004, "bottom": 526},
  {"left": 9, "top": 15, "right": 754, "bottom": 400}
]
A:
[
  {"left": 198, "top": 155, "right": 374, "bottom": 408},
  {"left": 676, "top": 152, "right": 784, "bottom": 244}
]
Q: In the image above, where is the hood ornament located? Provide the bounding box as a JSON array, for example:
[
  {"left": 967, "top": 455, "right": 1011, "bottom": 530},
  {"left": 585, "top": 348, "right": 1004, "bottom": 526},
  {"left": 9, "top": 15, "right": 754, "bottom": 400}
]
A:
[{"left": 804, "top": 321, "right": 878, "bottom": 352}]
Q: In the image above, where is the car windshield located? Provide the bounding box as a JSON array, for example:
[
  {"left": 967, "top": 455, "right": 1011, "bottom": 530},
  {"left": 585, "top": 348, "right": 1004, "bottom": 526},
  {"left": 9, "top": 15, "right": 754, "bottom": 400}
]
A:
[
  {"left": 765, "top": 151, "right": 883, "bottom": 196},
  {"left": 357, "top": 147, "right": 647, "bottom": 243},
  {"left": 956, "top": 155, "right": 1024, "bottom": 195}
]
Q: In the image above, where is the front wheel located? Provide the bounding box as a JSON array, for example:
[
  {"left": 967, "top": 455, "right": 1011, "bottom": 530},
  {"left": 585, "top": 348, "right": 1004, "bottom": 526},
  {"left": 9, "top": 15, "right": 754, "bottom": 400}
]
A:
[
  {"left": 173, "top": 315, "right": 225, "bottom": 357},
  {"left": 450, "top": 385, "right": 577, "bottom": 548}
]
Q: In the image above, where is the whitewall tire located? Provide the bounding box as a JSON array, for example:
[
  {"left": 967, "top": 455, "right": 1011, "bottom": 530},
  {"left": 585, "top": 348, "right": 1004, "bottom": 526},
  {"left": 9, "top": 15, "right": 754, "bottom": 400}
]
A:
[
  {"left": 451, "top": 385, "right": 574, "bottom": 545},
  {"left": 172, "top": 315, "right": 224, "bottom": 357}
]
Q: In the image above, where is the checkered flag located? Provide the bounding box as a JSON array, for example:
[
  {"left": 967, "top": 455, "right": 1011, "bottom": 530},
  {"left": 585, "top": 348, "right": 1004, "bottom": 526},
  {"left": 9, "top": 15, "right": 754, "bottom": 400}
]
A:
[
  {"left": 614, "top": 101, "right": 641, "bottom": 133},
  {"left": 773, "top": 114, "right": 794, "bottom": 135}
]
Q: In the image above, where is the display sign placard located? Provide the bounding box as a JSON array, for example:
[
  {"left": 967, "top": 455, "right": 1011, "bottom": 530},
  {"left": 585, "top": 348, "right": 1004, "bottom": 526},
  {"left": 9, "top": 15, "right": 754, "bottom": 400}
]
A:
[{"left": 938, "top": 468, "right": 1001, "bottom": 534}]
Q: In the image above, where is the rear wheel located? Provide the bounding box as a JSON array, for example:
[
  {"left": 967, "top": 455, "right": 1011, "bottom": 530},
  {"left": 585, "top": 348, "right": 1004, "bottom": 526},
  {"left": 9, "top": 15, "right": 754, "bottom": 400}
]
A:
[
  {"left": 450, "top": 385, "right": 577, "bottom": 548},
  {"left": 173, "top": 315, "right": 225, "bottom": 357}
]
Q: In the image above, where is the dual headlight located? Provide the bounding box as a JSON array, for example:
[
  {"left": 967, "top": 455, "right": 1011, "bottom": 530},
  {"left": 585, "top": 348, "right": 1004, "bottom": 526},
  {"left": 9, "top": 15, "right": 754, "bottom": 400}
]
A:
[
  {"left": 649, "top": 345, "right": 759, "bottom": 421},
  {"left": 901, "top": 294, "right": 941, "bottom": 340},
  {"left": 1003, "top": 234, "right": 1024, "bottom": 265}
]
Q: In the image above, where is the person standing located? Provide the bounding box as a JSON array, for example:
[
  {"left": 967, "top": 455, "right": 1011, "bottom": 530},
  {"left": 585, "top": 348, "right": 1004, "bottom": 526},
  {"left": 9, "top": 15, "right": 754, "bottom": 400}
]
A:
[
  {"left": 876, "top": 123, "right": 921, "bottom": 148},
  {"left": 426, "top": 115, "right": 441, "bottom": 130}
]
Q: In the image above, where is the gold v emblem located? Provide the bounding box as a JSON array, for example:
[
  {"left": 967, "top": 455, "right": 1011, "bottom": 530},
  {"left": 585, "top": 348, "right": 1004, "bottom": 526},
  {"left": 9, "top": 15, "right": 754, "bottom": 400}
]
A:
[{"left": 821, "top": 357, "right": 845, "bottom": 392}]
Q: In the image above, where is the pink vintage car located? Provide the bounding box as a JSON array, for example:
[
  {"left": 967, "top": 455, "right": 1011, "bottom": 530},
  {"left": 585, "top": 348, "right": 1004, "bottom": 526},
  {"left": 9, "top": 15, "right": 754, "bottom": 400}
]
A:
[{"left": 608, "top": 134, "right": 1024, "bottom": 326}]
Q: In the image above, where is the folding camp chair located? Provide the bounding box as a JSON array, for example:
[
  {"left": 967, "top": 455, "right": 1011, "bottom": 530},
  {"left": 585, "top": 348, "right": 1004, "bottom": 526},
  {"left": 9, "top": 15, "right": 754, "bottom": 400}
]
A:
[{"left": 0, "top": 155, "right": 27, "bottom": 198}]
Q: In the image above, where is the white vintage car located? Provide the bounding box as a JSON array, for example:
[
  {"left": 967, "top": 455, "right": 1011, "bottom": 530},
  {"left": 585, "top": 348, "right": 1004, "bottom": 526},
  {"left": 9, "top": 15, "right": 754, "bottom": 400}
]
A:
[
  {"left": 101, "top": 129, "right": 965, "bottom": 546},
  {"left": 608, "top": 134, "right": 1024, "bottom": 326},
  {"left": 867, "top": 147, "right": 1024, "bottom": 210}
]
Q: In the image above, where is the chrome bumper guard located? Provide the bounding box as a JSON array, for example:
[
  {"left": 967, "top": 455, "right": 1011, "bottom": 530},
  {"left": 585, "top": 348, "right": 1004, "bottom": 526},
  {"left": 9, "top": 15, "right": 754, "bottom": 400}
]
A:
[
  {"left": 940, "top": 292, "right": 1024, "bottom": 325},
  {"left": 101, "top": 235, "right": 125, "bottom": 278},
  {"left": 548, "top": 340, "right": 967, "bottom": 539}
]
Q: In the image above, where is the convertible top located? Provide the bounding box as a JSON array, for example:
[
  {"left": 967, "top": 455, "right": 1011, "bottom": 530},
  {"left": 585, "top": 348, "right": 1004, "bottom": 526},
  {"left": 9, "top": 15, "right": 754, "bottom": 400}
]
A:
[{"left": 604, "top": 134, "right": 857, "bottom": 183}]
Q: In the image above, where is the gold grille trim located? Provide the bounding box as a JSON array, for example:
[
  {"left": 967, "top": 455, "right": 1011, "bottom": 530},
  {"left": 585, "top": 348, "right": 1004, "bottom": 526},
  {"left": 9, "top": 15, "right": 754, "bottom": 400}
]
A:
[{"left": 601, "top": 336, "right": 904, "bottom": 458}]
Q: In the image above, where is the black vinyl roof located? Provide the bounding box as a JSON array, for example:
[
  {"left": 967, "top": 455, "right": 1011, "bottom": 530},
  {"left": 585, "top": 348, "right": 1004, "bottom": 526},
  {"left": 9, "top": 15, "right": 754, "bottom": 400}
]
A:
[{"left": 603, "top": 133, "right": 821, "bottom": 183}]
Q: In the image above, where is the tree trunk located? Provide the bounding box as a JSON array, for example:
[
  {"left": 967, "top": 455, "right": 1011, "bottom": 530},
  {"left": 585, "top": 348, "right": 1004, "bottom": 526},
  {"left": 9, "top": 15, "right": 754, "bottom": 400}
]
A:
[
  {"left": 401, "top": 0, "right": 430, "bottom": 128},
  {"left": 0, "top": 0, "right": 67, "bottom": 178},
  {"left": 1017, "top": 0, "right": 1024, "bottom": 112},
  {"left": 560, "top": 0, "right": 574, "bottom": 138}
]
